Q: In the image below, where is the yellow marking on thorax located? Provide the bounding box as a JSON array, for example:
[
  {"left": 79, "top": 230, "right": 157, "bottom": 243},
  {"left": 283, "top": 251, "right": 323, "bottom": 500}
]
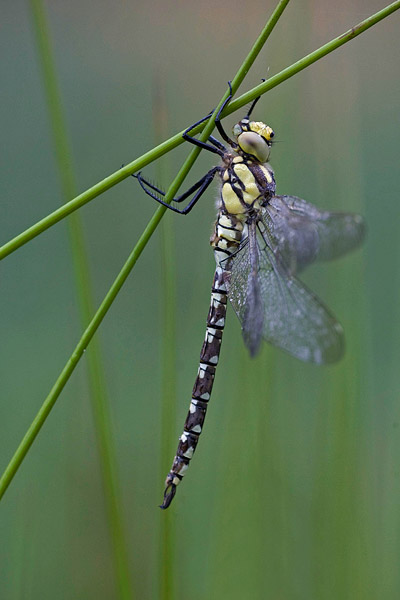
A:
[
  {"left": 233, "top": 163, "right": 260, "bottom": 206},
  {"left": 259, "top": 163, "right": 274, "bottom": 184},
  {"left": 222, "top": 182, "right": 245, "bottom": 215},
  {"left": 232, "top": 156, "right": 243, "bottom": 163}
]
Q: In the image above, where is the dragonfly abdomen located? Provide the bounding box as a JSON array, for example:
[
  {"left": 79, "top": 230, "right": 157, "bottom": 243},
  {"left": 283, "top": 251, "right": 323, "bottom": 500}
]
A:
[
  {"left": 160, "top": 211, "right": 244, "bottom": 509},
  {"left": 160, "top": 263, "right": 230, "bottom": 509}
]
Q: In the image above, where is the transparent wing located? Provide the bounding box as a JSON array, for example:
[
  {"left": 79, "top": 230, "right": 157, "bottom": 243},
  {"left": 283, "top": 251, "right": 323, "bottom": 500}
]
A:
[
  {"left": 262, "top": 195, "right": 365, "bottom": 273},
  {"left": 228, "top": 230, "right": 344, "bottom": 364},
  {"left": 238, "top": 221, "right": 264, "bottom": 357}
]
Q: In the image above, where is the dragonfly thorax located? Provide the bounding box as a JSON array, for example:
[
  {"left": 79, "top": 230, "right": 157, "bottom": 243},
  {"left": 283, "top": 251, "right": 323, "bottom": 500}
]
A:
[
  {"left": 219, "top": 153, "right": 276, "bottom": 218},
  {"left": 212, "top": 152, "right": 275, "bottom": 265}
]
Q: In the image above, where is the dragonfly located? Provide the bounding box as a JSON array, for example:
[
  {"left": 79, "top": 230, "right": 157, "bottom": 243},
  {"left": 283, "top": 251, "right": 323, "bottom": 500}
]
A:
[{"left": 133, "top": 83, "right": 365, "bottom": 509}]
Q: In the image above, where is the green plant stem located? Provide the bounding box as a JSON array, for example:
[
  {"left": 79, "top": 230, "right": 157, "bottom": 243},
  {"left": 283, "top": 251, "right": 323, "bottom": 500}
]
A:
[
  {"left": 0, "top": 0, "right": 290, "bottom": 503},
  {"left": 226, "top": 0, "right": 400, "bottom": 111},
  {"left": 0, "top": 207, "right": 165, "bottom": 502},
  {"left": 29, "top": 2, "right": 133, "bottom": 598},
  {"left": 159, "top": 220, "right": 176, "bottom": 600},
  {"left": 3, "top": 0, "right": 398, "bottom": 259},
  {"left": 153, "top": 74, "right": 177, "bottom": 600}
]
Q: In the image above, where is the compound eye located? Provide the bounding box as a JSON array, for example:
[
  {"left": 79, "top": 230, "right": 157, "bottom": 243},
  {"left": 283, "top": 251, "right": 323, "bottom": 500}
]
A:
[{"left": 237, "top": 131, "right": 270, "bottom": 162}]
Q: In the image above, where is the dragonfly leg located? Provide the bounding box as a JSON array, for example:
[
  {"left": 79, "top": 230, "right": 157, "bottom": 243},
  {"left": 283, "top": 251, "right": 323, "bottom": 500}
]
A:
[
  {"left": 214, "top": 81, "right": 238, "bottom": 149},
  {"left": 208, "top": 135, "right": 226, "bottom": 151},
  {"left": 132, "top": 167, "right": 219, "bottom": 215},
  {"left": 182, "top": 82, "right": 241, "bottom": 155},
  {"left": 182, "top": 113, "right": 225, "bottom": 156},
  {"left": 245, "top": 78, "right": 265, "bottom": 118}
]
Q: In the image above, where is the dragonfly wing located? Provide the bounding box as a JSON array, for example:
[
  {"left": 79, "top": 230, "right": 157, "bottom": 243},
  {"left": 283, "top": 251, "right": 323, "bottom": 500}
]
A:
[
  {"left": 240, "top": 220, "right": 264, "bottom": 357},
  {"left": 228, "top": 233, "right": 344, "bottom": 364},
  {"left": 263, "top": 195, "right": 365, "bottom": 273}
]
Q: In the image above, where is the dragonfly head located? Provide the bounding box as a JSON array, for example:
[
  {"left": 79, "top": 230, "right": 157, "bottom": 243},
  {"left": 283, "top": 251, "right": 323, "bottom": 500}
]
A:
[{"left": 233, "top": 119, "right": 274, "bottom": 163}]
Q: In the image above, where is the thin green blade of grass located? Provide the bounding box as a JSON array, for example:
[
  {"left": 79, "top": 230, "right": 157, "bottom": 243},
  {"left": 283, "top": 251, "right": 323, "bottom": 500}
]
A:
[
  {"left": 152, "top": 73, "right": 177, "bottom": 599},
  {"left": 205, "top": 344, "right": 280, "bottom": 597},
  {"left": 158, "top": 216, "right": 177, "bottom": 600},
  {"left": 0, "top": 206, "right": 164, "bottom": 503},
  {"left": 0, "top": 0, "right": 291, "bottom": 503},
  {"left": 29, "top": 2, "right": 133, "bottom": 598},
  {"left": 305, "top": 48, "right": 371, "bottom": 598},
  {"left": 1, "top": 0, "right": 398, "bottom": 261}
]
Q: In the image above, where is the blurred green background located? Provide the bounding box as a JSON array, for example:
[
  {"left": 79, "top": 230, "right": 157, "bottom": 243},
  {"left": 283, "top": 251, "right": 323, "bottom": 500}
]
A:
[{"left": 1, "top": 1, "right": 400, "bottom": 598}]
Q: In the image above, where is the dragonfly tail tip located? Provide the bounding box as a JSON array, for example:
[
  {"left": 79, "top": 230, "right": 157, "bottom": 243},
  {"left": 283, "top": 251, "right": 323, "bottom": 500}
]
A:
[{"left": 159, "top": 483, "right": 177, "bottom": 510}]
